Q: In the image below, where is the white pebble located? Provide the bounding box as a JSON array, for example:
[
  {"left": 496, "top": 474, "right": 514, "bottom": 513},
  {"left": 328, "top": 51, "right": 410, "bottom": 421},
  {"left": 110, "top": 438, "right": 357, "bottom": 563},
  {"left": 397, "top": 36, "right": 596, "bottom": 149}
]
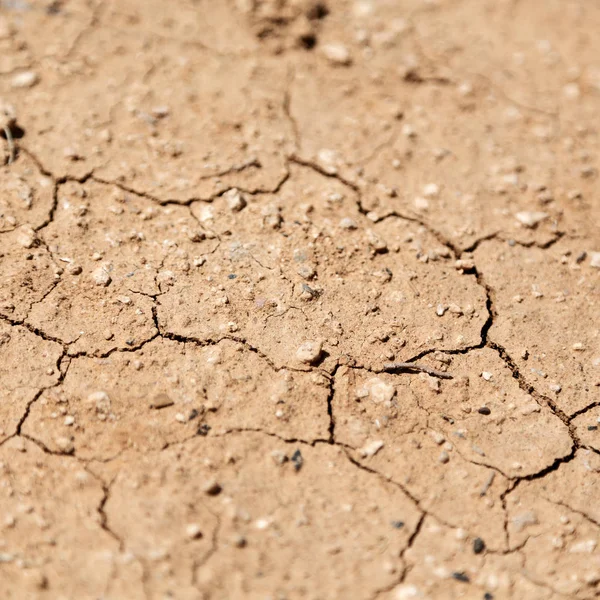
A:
[
  {"left": 362, "top": 378, "right": 395, "bottom": 403},
  {"left": 359, "top": 440, "right": 384, "bottom": 458},
  {"left": 339, "top": 217, "right": 358, "bottom": 230},
  {"left": 254, "top": 518, "right": 271, "bottom": 530},
  {"left": 515, "top": 211, "right": 548, "bottom": 228},
  {"left": 393, "top": 584, "right": 421, "bottom": 599},
  {"left": 91, "top": 265, "right": 111, "bottom": 287},
  {"left": 295, "top": 340, "right": 323, "bottom": 364},
  {"left": 64, "top": 415, "right": 75, "bottom": 426},
  {"left": 224, "top": 188, "right": 247, "bottom": 212},
  {"left": 87, "top": 391, "right": 111, "bottom": 414},
  {"left": 481, "top": 371, "right": 493, "bottom": 381},
  {"left": 429, "top": 431, "right": 445, "bottom": 445},
  {"left": 512, "top": 511, "right": 538, "bottom": 532},
  {"left": 11, "top": 71, "right": 39, "bottom": 89},
  {"left": 321, "top": 43, "right": 352, "bottom": 66},
  {"left": 15, "top": 225, "right": 36, "bottom": 249},
  {"left": 436, "top": 304, "right": 446, "bottom": 316},
  {"left": 590, "top": 252, "right": 600, "bottom": 268},
  {"left": 185, "top": 523, "right": 203, "bottom": 540},
  {"left": 423, "top": 183, "right": 439, "bottom": 197}
]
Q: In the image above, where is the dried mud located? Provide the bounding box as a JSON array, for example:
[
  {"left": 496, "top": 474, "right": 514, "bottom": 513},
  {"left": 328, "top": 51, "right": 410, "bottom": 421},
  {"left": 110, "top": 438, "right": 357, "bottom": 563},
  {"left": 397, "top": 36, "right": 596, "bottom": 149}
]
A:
[{"left": 0, "top": 1, "right": 598, "bottom": 599}]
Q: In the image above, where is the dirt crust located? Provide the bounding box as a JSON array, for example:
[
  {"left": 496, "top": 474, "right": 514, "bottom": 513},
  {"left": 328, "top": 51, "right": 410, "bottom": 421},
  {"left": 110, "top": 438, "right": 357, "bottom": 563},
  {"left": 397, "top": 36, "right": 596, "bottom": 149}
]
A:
[{"left": 0, "top": 1, "right": 598, "bottom": 598}]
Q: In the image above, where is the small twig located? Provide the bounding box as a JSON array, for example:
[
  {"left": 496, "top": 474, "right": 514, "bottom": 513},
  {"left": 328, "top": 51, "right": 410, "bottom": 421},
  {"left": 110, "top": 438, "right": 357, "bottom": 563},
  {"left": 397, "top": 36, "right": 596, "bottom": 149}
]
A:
[
  {"left": 3, "top": 126, "right": 15, "bottom": 164},
  {"left": 383, "top": 362, "right": 454, "bottom": 380}
]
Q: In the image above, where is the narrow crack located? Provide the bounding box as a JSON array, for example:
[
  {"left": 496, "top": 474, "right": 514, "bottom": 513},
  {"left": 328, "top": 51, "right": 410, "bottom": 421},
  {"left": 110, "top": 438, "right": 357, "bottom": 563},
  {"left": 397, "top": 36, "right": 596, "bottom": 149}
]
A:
[
  {"left": 325, "top": 363, "right": 340, "bottom": 443},
  {"left": 569, "top": 401, "right": 600, "bottom": 420},
  {"left": 89, "top": 472, "right": 124, "bottom": 549},
  {"left": 370, "top": 512, "right": 426, "bottom": 600}
]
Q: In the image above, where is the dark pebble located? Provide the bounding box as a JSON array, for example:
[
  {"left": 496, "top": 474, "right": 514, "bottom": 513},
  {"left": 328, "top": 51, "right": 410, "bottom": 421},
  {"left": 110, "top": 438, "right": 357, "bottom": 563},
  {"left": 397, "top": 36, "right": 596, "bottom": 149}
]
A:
[
  {"left": 228, "top": 274, "right": 237, "bottom": 279},
  {"left": 197, "top": 423, "right": 211, "bottom": 436},
  {"left": 478, "top": 407, "right": 491, "bottom": 415},
  {"left": 576, "top": 251, "right": 587, "bottom": 264},
  {"left": 291, "top": 449, "right": 303, "bottom": 472},
  {"left": 473, "top": 537, "right": 485, "bottom": 554},
  {"left": 484, "top": 594, "right": 494, "bottom": 600},
  {"left": 452, "top": 571, "right": 470, "bottom": 583},
  {"left": 587, "top": 425, "right": 598, "bottom": 431},
  {"left": 204, "top": 480, "right": 222, "bottom": 496},
  {"left": 391, "top": 521, "right": 405, "bottom": 529}
]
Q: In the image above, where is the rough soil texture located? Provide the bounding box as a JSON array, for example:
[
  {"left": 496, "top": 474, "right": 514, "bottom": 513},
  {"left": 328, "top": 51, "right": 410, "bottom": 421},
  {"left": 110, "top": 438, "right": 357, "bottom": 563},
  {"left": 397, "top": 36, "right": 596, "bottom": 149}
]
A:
[{"left": 0, "top": 1, "right": 599, "bottom": 599}]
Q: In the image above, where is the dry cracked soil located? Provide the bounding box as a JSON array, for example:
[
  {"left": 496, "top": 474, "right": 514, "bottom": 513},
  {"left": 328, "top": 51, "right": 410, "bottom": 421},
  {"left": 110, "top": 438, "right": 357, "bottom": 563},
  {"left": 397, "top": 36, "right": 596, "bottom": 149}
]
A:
[{"left": 0, "top": 1, "right": 599, "bottom": 599}]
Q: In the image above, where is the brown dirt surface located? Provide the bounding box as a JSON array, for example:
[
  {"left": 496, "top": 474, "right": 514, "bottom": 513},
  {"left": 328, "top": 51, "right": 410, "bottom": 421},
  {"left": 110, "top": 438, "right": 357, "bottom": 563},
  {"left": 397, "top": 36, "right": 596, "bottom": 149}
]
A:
[{"left": 0, "top": 1, "right": 599, "bottom": 599}]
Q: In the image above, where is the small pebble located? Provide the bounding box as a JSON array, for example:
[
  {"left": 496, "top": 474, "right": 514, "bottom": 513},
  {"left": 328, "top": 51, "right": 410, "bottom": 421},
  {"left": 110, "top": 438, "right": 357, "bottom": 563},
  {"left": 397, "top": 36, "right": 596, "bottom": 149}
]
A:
[
  {"left": 452, "top": 571, "right": 470, "bottom": 583},
  {"left": 321, "top": 43, "right": 352, "bottom": 65},
  {"left": 224, "top": 188, "right": 247, "bottom": 212},
  {"left": 481, "top": 371, "right": 493, "bottom": 381},
  {"left": 16, "top": 226, "right": 37, "bottom": 249},
  {"left": 362, "top": 378, "right": 396, "bottom": 404},
  {"left": 64, "top": 415, "right": 75, "bottom": 426},
  {"left": 478, "top": 407, "right": 491, "bottom": 415},
  {"left": 438, "top": 451, "right": 449, "bottom": 464},
  {"left": 149, "top": 394, "right": 174, "bottom": 409},
  {"left": 54, "top": 436, "right": 74, "bottom": 454},
  {"left": 91, "top": 265, "right": 111, "bottom": 287},
  {"left": 590, "top": 252, "right": 600, "bottom": 268},
  {"left": 291, "top": 449, "right": 303, "bottom": 472},
  {"left": 423, "top": 183, "right": 439, "bottom": 197},
  {"left": 339, "top": 217, "right": 358, "bottom": 230},
  {"left": 359, "top": 440, "right": 384, "bottom": 458},
  {"left": 515, "top": 211, "right": 548, "bottom": 228},
  {"left": 512, "top": 510, "right": 538, "bottom": 532},
  {"left": 455, "top": 259, "right": 475, "bottom": 272},
  {"left": 295, "top": 340, "right": 322, "bottom": 364},
  {"left": 185, "top": 524, "right": 203, "bottom": 540},
  {"left": 271, "top": 450, "right": 287, "bottom": 465},
  {"left": 11, "top": 71, "right": 39, "bottom": 89},
  {"left": 473, "top": 537, "right": 486, "bottom": 554},
  {"left": 429, "top": 431, "right": 445, "bottom": 445},
  {"left": 67, "top": 263, "right": 82, "bottom": 275},
  {"left": 203, "top": 480, "right": 222, "bottom": 496},
  {"left": 87, "top": 391, "right": 111, "bottom": 414},
  {"left": 197, "top": 423, "right": 211, "bottom": 436},
  {"left": 572, "top": 342, "right": 585, "bottom": 351},
  {"left": 366, "top": 229, "right": 388, "bottom": 253}
]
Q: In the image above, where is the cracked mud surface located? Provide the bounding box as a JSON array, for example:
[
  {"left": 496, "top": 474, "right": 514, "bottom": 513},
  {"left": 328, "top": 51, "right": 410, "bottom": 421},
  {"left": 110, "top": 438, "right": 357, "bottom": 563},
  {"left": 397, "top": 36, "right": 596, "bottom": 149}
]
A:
[{"left": 0, "top": 1, "right": 598, "bottom": 598}]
